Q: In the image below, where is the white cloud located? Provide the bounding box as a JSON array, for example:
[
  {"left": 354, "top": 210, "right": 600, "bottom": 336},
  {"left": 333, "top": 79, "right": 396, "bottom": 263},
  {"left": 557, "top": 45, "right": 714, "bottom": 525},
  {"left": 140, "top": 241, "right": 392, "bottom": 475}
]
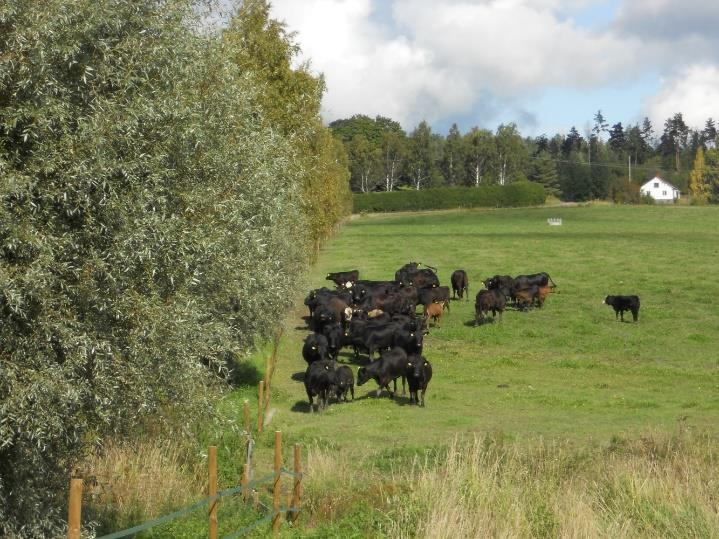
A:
[
  {"left": 269, "top": 1, "right": 719, "bottom": 132},
  {"left": 269, "top": 0, "right": 645, "bottom": 129},
  {"left": 644, "top": 65, "right": 719, "bottom": 129}
]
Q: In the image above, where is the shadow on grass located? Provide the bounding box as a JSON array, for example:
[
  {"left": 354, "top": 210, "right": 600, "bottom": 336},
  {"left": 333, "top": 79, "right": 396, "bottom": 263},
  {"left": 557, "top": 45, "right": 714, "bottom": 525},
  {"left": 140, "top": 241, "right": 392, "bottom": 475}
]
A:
[
  {"left": 464, "top": 317, "right": 502, "bottom": 327},
  {"left": 228, "top": 359, "right": 262, "bottom": 387}
]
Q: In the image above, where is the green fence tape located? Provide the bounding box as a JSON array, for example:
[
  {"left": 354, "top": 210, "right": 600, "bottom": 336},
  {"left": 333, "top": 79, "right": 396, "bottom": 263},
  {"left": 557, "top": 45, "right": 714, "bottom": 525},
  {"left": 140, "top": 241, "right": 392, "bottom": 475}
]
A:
[
  {"left": 280, "top": 468, "right": 304, "bottom": 478},
  {"left": 96, "top": 473, "right": 276, "bottom": 539}
]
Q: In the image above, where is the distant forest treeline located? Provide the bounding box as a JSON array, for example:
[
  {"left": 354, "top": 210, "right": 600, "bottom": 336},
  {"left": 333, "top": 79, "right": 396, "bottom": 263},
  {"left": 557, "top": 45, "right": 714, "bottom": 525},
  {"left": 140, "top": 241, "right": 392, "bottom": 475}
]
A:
[{"left": 330, "top": 112, "right": 719, "bottom": 202}]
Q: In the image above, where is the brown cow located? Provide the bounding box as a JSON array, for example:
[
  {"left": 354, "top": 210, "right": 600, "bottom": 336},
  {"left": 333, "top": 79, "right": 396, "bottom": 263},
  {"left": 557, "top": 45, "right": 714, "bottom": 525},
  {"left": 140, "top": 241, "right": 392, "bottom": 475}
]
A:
[{"left": 423, "top": 301, "right": 445, "bottom": 328}]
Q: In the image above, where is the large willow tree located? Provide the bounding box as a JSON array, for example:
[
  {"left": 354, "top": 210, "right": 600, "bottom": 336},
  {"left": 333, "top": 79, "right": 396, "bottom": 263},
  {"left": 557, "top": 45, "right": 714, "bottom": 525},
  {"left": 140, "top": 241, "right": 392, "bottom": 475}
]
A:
[{"left": 0, "top": 0, "right": 349, "bottom": 535}]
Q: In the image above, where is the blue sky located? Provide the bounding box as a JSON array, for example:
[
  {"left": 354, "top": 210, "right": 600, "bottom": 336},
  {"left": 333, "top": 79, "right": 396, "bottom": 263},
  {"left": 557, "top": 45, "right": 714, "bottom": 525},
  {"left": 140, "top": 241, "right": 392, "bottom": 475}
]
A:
[{"left": 269, "top": 0, "right": 719, "bottom": 138}]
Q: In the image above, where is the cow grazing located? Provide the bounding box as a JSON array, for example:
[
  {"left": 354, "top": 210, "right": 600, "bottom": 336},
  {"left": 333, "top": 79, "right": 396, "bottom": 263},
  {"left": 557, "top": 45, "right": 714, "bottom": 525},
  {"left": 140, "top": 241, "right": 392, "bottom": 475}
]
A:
[
  {"left": 603, "top": 295, "right": 640, "bottom": 322},
  {"left": 302, "top": 333, "right": 329, "bottom": 365},
  {"left": 423, "top": 302, "right": 444, "bottom": 328},
  {"left": 406, "top": 355, "right": 432, "bottom": 406},
  {"left": 475, "top": 289, "right": 507, "bottom": 325},
  {"left": 450, "top": 270, "right": 469, "bottom": 300},
  {"left": 304, "top": 360, "right": 336, "bottom": 412},
  {"left": 357, "top": 347, "right": 408, "bottom": 398},
  {"left": 332, "top": 365, "right": 355, "bottom": 402},
  {"left": 326, "top": 270, "right": 359, "bottom": 288}
]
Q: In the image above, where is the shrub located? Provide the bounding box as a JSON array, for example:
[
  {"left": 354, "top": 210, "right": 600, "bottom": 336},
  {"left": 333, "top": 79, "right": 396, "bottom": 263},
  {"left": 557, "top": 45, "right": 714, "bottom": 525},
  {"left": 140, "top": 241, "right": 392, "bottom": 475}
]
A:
[
  {"left": 0, "top": 0, "right": 347, "bottom": 535},
  {"left": 353, "top": 183, "right": 546, "bottom": 213}
]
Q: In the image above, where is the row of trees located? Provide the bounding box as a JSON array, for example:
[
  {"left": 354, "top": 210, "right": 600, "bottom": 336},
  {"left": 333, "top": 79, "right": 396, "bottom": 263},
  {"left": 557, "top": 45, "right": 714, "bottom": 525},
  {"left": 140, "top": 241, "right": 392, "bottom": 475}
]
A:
[
  {"left": 0, "top": 1, "right": 349, "bottom": 536},
  {"left": 332, "top": 111, "right": 719, "bottom": 202}
]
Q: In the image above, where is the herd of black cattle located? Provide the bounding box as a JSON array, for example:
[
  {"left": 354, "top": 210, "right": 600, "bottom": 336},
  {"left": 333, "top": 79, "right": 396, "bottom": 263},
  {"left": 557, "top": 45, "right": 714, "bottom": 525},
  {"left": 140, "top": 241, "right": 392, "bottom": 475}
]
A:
[{"left": 300, "top": 262, "right": 641, "bottom": 412}]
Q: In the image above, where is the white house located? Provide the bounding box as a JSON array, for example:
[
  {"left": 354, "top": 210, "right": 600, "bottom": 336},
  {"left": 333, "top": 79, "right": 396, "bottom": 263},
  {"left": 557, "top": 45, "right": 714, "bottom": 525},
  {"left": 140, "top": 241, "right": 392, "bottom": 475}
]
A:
[{"left": 640, "top": 176, "right": 680, "bottom": 202}]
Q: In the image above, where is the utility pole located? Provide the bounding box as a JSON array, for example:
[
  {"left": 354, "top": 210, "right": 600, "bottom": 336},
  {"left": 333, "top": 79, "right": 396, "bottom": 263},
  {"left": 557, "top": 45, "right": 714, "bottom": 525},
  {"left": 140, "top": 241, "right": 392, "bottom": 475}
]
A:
[{"left": 628, "top": 155, "right": 632, "bottom": 182}]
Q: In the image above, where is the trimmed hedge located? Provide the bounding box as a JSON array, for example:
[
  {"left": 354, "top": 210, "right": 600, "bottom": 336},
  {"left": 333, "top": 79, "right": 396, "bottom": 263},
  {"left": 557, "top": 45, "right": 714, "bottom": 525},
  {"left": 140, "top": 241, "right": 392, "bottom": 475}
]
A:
[{"left": 353, "top": 183, "right": 546, "bottom": 213}]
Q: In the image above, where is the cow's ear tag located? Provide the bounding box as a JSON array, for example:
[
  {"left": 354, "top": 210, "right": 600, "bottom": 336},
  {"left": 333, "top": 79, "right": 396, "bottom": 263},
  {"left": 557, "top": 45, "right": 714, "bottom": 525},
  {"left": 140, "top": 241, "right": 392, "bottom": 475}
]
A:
[
  {"left": 407, "top": 362, "right": 413, "bottom": 367},
  {"left": 325, "top": 365, "right": 329, "bottom": 370}
]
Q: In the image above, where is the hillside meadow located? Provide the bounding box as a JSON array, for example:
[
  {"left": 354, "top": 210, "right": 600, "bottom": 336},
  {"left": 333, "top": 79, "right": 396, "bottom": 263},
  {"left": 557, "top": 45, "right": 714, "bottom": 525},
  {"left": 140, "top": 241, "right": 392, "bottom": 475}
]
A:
[{"left": 94, "top": 204, "right": 719, "bottom": 537}]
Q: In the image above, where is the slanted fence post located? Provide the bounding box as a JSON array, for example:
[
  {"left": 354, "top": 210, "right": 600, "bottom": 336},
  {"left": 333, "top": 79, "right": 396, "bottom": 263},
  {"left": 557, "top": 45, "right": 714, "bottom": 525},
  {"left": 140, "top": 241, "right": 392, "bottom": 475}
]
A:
[
  {"left": 272, "top": 431, "right": 282, "bottom": 535},
  {"left": 257, "top": 381, "right": 265, "bottom": 434},
  {"left": 67, "top": 478, "right": 83, "bottom": 539},
  {"left": 208, "top": 446, "right": 218, "bottom": 539}
]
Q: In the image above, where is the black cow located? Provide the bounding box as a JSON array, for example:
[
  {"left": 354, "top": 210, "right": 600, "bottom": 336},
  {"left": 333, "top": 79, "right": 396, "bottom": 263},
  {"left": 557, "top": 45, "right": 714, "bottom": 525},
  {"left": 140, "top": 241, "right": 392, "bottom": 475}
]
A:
[
  {"left": 450, "top": 270, "right": 469, "bottom": 300},
  {"left": 475, "top": 289, "right": 507, "bottom": 325},
  {"left": 394, "top": 262, "right": 420, "bottom": 283},
  {"left": 393, "top": 327, "right": 424, "bottom": 355},
  {"left": 326, "top": 270, "right": 359, "bottom": 288},
  {"left": 351, "top": 280, "right": 397, "bottom": 304},
  {"left": 304, "top": 360, "right": 336, "bottom": 412},
  {"left": 603, "top": 295, "right": 640, "bottom": 322},
  {"left": 406, "top": 355, "right": 432, "bottom": 406},
  {"left": 312, "top": 296, "right": 352, "bottom": 331},
  {"left": 396, "top": 263, "right": 439, "bottom": 289},
  {"left": 332, "top": 365, "right": 355, "bottom": 402},
  {"left": 418, "top": 286, "right": 450, "bottom": 311},
  {"left": 357, "top": 292, "right": 411, "bottom": 316},
  {"left": 350, "top": 323, "right": 399, "bottom": 360},
  {"left": 483, "top": 275, "right": 515, "bottom": 299},
  {"left": 514, "top": 285, "right": 539, "bottom": 311},
  {"left": 408, "top": 269, "right": 439, "bottom": 289},
  {"left": 322, "top": 323, "right": 352, "bottom": 360},
  {"left": 513, "top": 272, "right": 556, "bottom": 292},
  {"left": 357, "top": 347, "right": 408, "bottom": 398},
  {"left": 302, "top": 333, "right": 329, "bottom": 365},
  {"left": 304, "top": 287, "right": 352, "bottom": 318}
]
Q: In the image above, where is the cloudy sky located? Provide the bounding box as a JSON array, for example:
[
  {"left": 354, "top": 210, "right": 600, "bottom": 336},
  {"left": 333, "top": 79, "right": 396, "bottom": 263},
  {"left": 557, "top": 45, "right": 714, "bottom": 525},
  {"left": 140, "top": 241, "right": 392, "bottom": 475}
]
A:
[{"left": 266, "top": 0, "right": 719, "bottom": 137}]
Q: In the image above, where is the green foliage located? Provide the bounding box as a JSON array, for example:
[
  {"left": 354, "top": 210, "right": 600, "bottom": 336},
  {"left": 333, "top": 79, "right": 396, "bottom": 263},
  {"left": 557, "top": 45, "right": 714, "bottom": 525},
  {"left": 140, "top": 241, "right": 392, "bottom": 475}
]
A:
[
  {"left": 353, "top": 183, "right": 546, "bottom": 213},
  {"left": 0, "top": 0, "right": 348, "bottom": 535},
  {"left": 608, "top": 177, "right": 641, "bottom": 204},
  {"left": 529, "top": 151, "right": 560, "bottom": 197}
]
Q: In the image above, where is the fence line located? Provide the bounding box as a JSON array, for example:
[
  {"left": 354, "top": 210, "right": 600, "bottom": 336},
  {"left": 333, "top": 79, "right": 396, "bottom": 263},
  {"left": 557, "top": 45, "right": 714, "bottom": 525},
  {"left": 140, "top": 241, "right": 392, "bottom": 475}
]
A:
[{"left": 69, "top": 434, "right": 302, "bottom": 538}]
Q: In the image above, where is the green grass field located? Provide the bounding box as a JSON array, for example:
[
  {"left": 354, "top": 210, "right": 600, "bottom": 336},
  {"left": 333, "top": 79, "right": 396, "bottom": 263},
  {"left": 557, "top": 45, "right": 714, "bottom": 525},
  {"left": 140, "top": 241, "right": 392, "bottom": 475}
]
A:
[
  {"left": 133, "top": 204, "right": 719, "bottom": 537},
  {"left": 264, "top": 205, "right": 719, "bottom": 447}
]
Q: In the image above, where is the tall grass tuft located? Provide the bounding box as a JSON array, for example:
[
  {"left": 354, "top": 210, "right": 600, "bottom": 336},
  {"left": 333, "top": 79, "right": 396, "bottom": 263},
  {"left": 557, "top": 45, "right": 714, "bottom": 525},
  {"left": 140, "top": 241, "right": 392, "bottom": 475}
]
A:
[
  {"left": 81, "top": 439, "right": 205, "bottom": 533},
  {"left": 376, "top": 431, "right": 719, "bottom": 538}
]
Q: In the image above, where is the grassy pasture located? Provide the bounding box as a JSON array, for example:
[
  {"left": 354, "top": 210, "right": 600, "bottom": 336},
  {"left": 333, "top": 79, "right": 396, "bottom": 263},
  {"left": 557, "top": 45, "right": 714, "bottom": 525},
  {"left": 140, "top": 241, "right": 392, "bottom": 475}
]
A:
[
  {"left": 263, "top": 205, "right": 719, "bottom": 448},
  {"left": 129, "top": 204, "right": 719, "bottom": 537}
]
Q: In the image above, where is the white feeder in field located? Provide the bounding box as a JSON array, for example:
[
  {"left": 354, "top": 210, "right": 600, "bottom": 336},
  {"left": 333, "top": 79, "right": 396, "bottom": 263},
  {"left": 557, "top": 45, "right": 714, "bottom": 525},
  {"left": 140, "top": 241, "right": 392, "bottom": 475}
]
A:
[{"left": 547, "top": 218, "right": 562, "bottom": 226}]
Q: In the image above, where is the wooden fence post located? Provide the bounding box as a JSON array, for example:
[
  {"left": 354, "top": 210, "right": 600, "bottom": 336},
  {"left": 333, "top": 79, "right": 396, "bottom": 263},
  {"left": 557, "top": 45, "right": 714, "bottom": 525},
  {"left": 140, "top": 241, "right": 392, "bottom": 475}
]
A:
[
  {"left": 290, "top": 444, "right": 302, "bottom": 524},
  {"left": 243, "top": 400, "right": 250, "bottom": 433},
  {"left": 272, "top": 431, "right": 282, "bottom": 536},
  {"left": 208, "top": 446, "right": 218, "bottom": 539},
  {"left": 257, "top": 381, "right": 264, "bottom": 434},
  {"left": 241, "top": 463, "right": 250, "bottom": 503},
  {"left": 67, "top": 478, "right": 83, "bottom": 539}
]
